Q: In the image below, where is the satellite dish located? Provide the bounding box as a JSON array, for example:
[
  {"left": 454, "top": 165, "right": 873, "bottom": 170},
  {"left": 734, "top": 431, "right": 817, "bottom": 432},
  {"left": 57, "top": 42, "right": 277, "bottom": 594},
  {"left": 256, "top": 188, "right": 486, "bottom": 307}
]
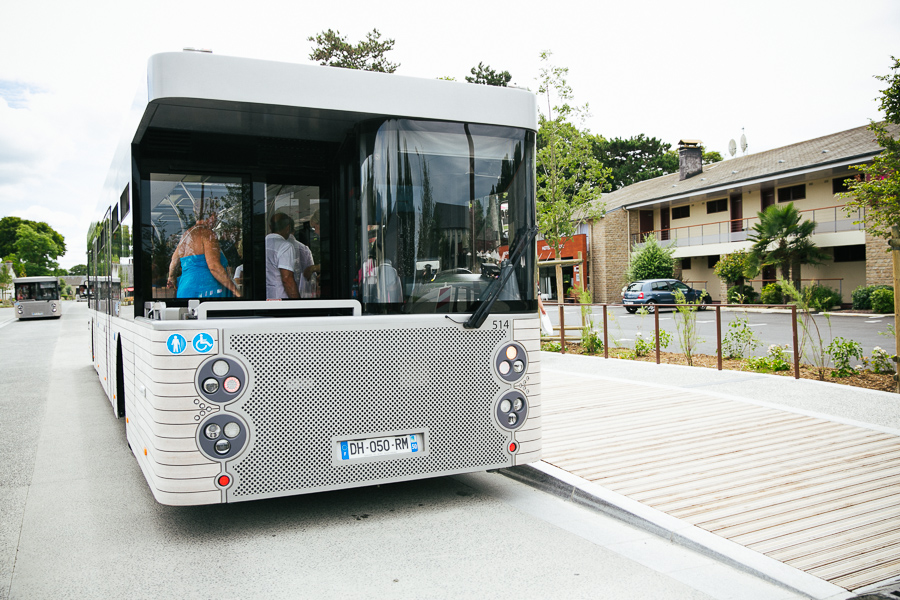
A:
[
  {"left": 728, "top": 139, "right": 737, "bottom": 157},
  {"left": 740, "top": 133, "right": 748, "bottom": 154}
]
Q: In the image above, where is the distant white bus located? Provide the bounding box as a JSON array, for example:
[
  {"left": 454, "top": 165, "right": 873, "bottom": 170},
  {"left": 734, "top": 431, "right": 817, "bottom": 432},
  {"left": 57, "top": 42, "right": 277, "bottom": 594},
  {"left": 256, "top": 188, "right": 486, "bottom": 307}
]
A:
[
  {"left": 88, "top": 51, "right": 540, "bottom": 506},
  {"left": 14, "top": 276, "right": 61, "bottom": 320}
]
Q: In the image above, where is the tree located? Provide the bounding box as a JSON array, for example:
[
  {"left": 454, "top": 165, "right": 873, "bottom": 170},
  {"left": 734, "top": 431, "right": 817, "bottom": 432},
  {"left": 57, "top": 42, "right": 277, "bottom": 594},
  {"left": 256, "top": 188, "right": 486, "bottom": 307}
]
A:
[
  {"left": 69, "top": 264, "right": 88, "bottom": 276},
  {"left": 714, "top": 250, "right": 751, "bottom": 287},
  {"left": 703, "top": 150, "right": 725, "bottom": 164},
  {"left": 536, "top": 52, "right": 609, "bottom": 302},
  {"left": 746, "top": 203, "right": 829, "bottom": 290},
  {"left": 591, "top": 135, "right": 679, "bottom": 192},
  {"left": 625, "top": 234, "right": 676, "bottom": 282},
  {"left": 0, "top": 263, "right": 11, "bottom": 298},
  {"left": 842, "top": 56, "right": 900, "bottom": 239},
  {"left": 466, "top": 62, "right": 511, "bottom": 87},
  {"left": 0, "top": 216, "right": 66, "bottom": 260},
  {"left": 14, "top": 223, "right": 62, "bottom": 276},
  {"left": 307, "top": 28, "right": 399, "bottom": 73}
]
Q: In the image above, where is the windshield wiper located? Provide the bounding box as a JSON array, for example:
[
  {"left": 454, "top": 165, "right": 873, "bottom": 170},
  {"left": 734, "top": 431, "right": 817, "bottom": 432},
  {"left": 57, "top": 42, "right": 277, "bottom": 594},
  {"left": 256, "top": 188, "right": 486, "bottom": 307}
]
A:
[{"left": 464, "top": 225, "right": 538, "bottom": 329}]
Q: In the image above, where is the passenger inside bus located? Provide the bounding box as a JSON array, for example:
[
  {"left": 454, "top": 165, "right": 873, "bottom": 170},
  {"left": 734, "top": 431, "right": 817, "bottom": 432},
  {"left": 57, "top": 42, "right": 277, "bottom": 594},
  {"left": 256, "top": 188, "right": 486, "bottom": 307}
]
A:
[
  {"left": 285, "top": 215, "right": 314, "bottom": 298},
  {"left": 265, "top": 212, "right": 300, "bottom": 300},
  {"left": 166, "top": 197, "right": 240, "bottom": 299}
]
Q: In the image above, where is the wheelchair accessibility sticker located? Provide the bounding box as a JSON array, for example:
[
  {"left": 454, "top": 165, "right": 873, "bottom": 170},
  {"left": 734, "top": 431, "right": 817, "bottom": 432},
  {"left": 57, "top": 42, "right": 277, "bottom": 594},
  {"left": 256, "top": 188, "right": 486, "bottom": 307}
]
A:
[
  {"left": 192, "top": 332, "right": 215, "bottom": 353},
  {"left": 166, "top": 334, "right": 187, "bottom": 355}
]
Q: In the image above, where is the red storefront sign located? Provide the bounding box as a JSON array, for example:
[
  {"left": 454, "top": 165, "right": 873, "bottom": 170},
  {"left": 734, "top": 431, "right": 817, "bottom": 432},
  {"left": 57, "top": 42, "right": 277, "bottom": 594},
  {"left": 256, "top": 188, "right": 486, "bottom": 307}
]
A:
[{"left": 537, "top": 234, "right": 587, "bottom": 261}]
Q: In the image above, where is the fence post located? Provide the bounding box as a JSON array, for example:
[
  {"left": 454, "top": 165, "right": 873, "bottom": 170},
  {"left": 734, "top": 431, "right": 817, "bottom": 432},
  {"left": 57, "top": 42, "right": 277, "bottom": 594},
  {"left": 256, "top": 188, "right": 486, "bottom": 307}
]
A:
[
  {"left": 792, "top": 305, "right": 800, "bottom": 379},
  {"left": 559, "top": 304, "right": 566, "bottom": 354},
  {"left": 716, "top": 305, "right": 722, "bottom": 371},
  {"left": 654, "top": 307, "right": 660, "bottom": 364},
  {"left": 603, "top": 304, "right": 609, "bottom": 359}
]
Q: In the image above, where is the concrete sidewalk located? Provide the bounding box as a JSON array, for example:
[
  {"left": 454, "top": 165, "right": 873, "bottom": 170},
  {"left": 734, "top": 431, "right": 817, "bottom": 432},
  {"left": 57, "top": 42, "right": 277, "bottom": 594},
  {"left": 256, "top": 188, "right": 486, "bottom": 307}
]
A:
[{"left": 505, "top": 353, "right": 900, "bottom": 599}]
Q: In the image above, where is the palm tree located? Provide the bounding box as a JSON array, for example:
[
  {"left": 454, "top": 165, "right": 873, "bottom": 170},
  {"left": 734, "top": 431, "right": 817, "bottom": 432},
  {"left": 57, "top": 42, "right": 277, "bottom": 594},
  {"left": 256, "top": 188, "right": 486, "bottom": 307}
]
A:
[{"left": 747, "top": 203, "right": 829, "bottom": 290}]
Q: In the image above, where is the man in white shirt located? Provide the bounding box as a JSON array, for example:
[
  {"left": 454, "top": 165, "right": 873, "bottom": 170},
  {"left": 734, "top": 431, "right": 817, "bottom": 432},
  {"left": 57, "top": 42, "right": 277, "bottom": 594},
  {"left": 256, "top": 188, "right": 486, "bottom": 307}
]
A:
[{"left": 265, "top": 213, "right": 300, "bottom": 299}]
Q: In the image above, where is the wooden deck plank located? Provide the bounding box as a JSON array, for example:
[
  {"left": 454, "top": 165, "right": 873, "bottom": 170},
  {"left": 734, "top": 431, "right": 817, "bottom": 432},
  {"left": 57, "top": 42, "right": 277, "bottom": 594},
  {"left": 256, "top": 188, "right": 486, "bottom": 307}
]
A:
[
  {"left": 669, "top": 467, "right": 900, "bottom": 521},
  {"left": 540, "top": 367, "right": 900, "bottom": 592},
  {"left": 632, "top": 447, "right": 900, "bottom": 506}
]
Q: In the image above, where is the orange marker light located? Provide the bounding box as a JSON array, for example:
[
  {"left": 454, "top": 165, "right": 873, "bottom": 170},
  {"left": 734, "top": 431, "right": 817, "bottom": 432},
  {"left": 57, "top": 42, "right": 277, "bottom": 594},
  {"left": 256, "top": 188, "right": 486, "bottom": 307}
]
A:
[
  {"left": 143, "top": 448, "right": 147, "bottom": 456},
  {"left": 509, "top": 442, "right": 517, "bottom": 453},
  {"left": 218, "top": 475, "right": 231, "bottom": 487}
]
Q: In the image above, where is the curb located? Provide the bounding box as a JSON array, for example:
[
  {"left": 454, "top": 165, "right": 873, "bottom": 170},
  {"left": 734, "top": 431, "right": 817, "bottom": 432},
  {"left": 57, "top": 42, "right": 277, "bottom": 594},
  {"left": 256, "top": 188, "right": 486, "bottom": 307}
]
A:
[{"left": 501, "top": 461, "right": 853, "bottom": 600}]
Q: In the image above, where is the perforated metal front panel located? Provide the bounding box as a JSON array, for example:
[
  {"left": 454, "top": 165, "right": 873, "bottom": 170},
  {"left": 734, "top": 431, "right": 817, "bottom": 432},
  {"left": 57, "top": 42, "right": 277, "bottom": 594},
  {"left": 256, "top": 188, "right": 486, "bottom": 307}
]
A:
[{"left": 225, "top": 325, "right": 508, "bottom": 501}]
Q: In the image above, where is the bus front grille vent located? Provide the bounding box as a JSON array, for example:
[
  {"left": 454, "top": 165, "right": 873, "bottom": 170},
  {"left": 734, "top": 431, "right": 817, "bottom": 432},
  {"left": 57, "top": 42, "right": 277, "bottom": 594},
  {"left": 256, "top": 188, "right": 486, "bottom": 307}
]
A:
[{"left": 226, "top": 327, "right": 507, "bottom": 499}]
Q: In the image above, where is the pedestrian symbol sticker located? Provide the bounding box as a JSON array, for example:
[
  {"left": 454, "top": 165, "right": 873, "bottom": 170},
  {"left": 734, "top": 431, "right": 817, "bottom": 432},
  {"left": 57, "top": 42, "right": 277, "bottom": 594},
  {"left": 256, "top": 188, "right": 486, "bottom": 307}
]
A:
[
  {"left": 192, "top": 332, "right": 214, "bottom": 353},
  {"left": 166, "top": 334, "right": 187, "bottom": 355}
]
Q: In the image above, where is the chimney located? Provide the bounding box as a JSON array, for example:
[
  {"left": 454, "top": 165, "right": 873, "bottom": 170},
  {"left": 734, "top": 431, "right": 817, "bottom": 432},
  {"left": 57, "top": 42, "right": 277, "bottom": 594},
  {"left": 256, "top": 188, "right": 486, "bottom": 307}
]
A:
[{"left": 678, "top": 139, "right": 703, "bottom": 180}]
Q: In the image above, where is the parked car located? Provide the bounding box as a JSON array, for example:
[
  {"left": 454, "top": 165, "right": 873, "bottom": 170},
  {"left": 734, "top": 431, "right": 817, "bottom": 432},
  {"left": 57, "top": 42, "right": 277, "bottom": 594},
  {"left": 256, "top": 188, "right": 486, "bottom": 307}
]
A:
[{"left": 622, "top": 279, "right": 711, "bottom": 313}]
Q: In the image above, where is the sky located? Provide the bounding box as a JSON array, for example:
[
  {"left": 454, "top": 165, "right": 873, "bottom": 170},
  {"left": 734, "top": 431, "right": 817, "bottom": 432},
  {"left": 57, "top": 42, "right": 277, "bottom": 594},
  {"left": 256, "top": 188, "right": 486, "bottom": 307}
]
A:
[{"left": 1, "top": 0, "right": 898, "bottom": 268}]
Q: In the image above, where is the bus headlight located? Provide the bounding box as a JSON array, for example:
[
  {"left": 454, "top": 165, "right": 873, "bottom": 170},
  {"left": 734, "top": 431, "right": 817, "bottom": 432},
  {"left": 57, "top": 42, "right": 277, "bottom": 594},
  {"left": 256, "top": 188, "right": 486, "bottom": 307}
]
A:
[
  {"left": 196, "top": 356, "right": 247, "bottom": 404},
  {"left": 204, "top": 423, "right": 221, "bottom": 439},
  {"left": 496, "top": 391, "right": 527, "bottom": 430},
  {"left": 223, "top": 422, "right": 241, "bottom": 438},
  {"left": 51, "top": 303, "right": 58, "bottom": 312},
  {"left": 197, "top": 414, "right": 249, "bottom": 461},
  {"left": 496, "top": 343, "right": 527, "bottom": 382}
]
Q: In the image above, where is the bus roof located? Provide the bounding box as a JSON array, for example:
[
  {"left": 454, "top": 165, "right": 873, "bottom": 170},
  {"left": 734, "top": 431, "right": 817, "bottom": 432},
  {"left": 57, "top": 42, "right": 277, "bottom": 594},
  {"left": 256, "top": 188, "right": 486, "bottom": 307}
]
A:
[
  {"left": 13, "top": 276, "right": 59, "bottom": 283},
  {"left": 139, "top": 52, "right": 538, "bottom": 140}
]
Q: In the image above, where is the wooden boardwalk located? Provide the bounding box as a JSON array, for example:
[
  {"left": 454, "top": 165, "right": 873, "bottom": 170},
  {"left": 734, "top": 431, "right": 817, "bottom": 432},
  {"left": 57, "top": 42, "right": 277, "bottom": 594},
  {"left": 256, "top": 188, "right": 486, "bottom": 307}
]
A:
[{"left": 540, "top": 368, "right": 900, "bottom": 592}]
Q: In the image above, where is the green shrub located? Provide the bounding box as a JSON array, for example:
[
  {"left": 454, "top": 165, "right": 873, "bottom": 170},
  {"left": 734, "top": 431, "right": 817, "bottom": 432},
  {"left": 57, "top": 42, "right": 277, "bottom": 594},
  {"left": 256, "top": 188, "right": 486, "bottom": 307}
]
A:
[
  {"left": 714, "top": 251, "right": 750, "bottom": 285},
  {"left": 633, "top": 330, "right": 672, "bottom": 357},
  {"left": 759, "top": 283, "right": 783, "bottom": 305},
  {"left": 851, "top": 284, "right": 893, "bottom": 310},
  {"left": 727, "top": 284, "right": 758, "bottom": 304},
  {"left": 871, "top": 288, "right": 895, "bottom": 314},
  {"left": 802, "top": 284, "right": 842, "bottom": 312},
  {"left": 541, "top": 341, "right": 561, "bottom": 352},
  {"left": 722, "top": 315, "right": 761, "bottom": 359},
  {"left": 582, "top": 328, "right": 604, "bottom": 354},
  {"left": 747, "top": 344, "right": 792, "bottom": 372},
  {"left": 625, "top": 235, "right": 676, "bottom": 282},
  {"left": 862, "top": 346, "right": 896, "bottom": 374},
  {"left": 826, "top": 336, "right": 863, "bottom": 377}
]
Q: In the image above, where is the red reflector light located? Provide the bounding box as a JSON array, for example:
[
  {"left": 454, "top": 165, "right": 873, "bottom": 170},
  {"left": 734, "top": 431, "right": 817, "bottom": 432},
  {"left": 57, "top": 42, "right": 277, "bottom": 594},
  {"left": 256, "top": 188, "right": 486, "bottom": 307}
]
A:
[
  {"left": 638, "top": 292, "right": 644, "bottom": 299},
  {"left": 218, "top": 475, "right": 231, "bottom": 487},
  {"left": 508, "top": 442, "right": 517, "bottom": 453}
]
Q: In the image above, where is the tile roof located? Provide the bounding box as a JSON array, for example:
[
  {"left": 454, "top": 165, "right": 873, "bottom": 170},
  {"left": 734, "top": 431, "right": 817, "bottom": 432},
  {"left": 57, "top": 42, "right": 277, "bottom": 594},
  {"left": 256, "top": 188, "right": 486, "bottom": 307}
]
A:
[{"left": 596, "top": 123, "right": 898, "bottom": 212}]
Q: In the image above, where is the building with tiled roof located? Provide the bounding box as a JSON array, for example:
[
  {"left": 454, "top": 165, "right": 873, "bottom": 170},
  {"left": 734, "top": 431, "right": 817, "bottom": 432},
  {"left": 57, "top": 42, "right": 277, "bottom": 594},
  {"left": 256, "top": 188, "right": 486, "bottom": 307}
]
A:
[{"left": 586, "top": 123, "right": 898, "bottom": 304}]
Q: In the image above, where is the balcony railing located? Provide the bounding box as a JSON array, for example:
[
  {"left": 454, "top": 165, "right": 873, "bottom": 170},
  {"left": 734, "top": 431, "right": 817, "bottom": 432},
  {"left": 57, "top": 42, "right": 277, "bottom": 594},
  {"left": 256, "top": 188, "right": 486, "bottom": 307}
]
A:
[{"left": 630, "top": 205, "right": 865, "bottom": 247}]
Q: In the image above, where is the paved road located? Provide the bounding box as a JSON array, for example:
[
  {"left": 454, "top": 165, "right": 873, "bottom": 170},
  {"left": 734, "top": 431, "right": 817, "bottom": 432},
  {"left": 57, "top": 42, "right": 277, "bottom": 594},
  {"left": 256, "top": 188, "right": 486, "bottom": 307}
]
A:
[
  {"left": 0, "top": 302, "right": 804, "bottom": 599},
  {"left": 547, "top": 305, "right": 895, "bottom": 363}
]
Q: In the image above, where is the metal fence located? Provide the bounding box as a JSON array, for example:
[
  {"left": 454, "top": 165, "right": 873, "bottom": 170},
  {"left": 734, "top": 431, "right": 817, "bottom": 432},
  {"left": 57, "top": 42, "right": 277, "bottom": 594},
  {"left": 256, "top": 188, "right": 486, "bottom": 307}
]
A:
[{"left": 543, "top": 301, "right": 801, "bottom": 379}]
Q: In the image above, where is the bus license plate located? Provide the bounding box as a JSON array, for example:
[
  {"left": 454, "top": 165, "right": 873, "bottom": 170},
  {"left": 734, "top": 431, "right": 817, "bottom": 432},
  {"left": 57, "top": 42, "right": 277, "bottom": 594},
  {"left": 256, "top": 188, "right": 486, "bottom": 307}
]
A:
[
  {"left": 33, "top": 312, "right": 44, "bottom": 315},
  {"left": 339, "top": 434, "right": 421, "bottom": 461}
]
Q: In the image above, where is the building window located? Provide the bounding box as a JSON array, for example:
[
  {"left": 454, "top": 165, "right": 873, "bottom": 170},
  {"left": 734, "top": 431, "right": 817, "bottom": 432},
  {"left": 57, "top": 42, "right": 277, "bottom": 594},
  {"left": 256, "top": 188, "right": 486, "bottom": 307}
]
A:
[
  {"left": 707, "top": 255, "right": 719, "bottom": 269},
  {"left": 680, "top": 257, "right": 692, "bottom": 270},
  {"left": 778, "top": 184, "right": 806, "bottom": 203},
  {"left": 832, "top": 176, "right": 856, "bottom": 194},
  {"left": 833, "top": 245, "right": 865, "bottom": 262},
  {"left": 672, "top": 206, "right": 690, "bottom": 219},
  {"left": 707, "top": 198, "right": 727, "bottom": 214}
]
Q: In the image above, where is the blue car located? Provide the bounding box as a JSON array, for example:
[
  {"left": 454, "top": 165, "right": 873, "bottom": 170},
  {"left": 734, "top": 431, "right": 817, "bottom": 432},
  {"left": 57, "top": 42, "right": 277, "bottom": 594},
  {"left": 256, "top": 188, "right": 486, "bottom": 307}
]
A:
[{"left": 622, "top": 279, "right": 711, "bottom": 313}]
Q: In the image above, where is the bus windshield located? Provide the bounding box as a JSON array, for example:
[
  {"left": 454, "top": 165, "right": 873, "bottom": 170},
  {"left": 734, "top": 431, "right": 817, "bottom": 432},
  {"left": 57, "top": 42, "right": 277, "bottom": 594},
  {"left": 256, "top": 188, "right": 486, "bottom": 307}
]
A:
[
  {"left": 15, "top": 281, "right": 59, "bottom": 301},
  {"left": 359, "top": 120, "right": 535, "bottom": 314}
]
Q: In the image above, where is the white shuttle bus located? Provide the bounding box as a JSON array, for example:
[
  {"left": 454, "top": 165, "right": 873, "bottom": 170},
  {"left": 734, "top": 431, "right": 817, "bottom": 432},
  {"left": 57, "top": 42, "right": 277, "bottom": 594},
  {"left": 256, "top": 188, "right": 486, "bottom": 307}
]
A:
[
  {"left": 14, "top": 276, "right": 62, "bottom": 319},
  {"left": 88, "top": 51, "right": 541, "bottom": 506}
]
